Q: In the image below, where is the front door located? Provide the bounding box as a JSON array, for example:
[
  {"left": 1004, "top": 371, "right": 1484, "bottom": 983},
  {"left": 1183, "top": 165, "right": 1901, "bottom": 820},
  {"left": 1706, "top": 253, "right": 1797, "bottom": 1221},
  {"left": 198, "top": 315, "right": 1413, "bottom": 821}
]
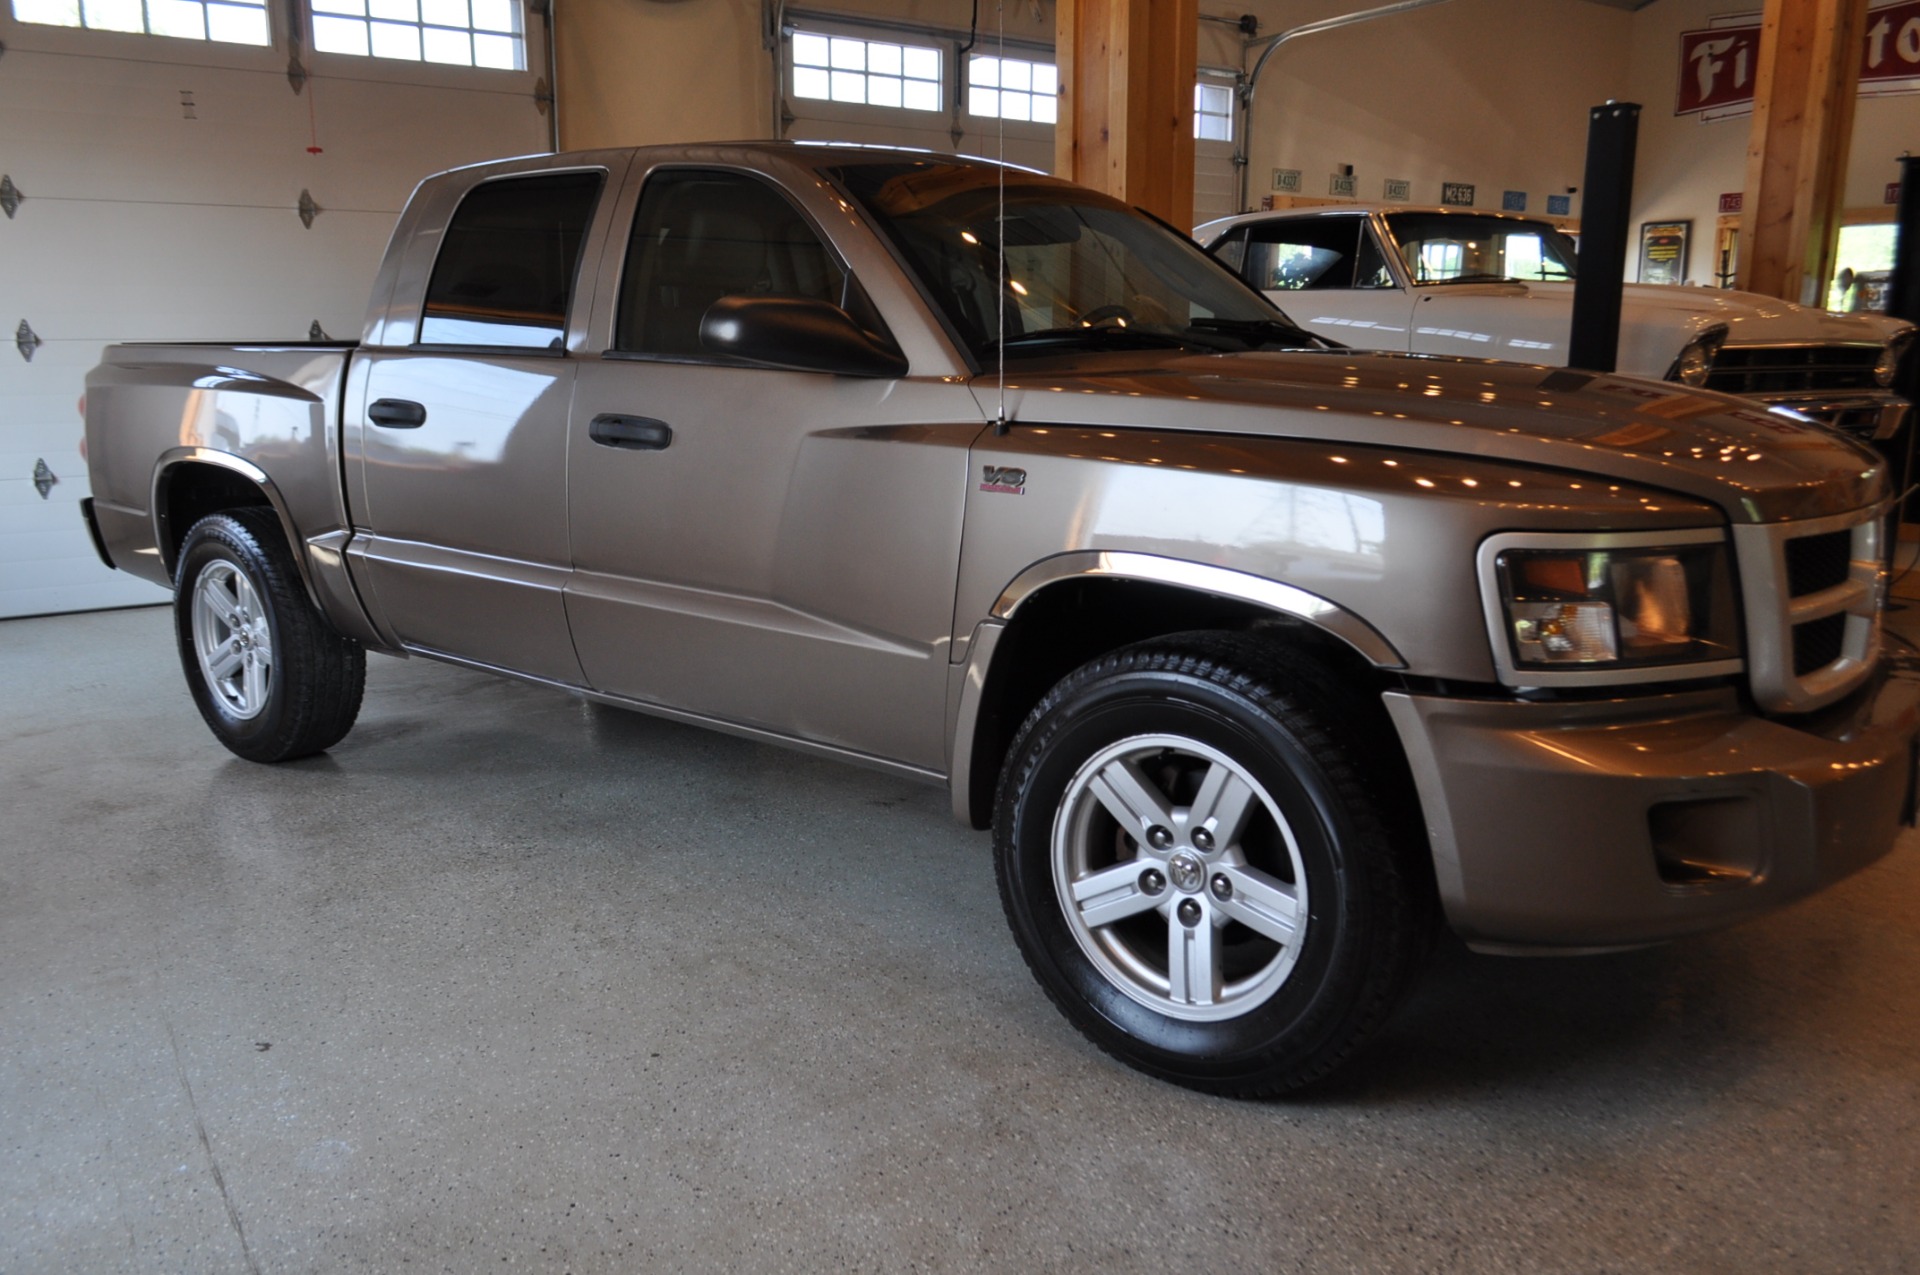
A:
[{"left": 564, "top": 166, "right": 982, "bottom": 772}]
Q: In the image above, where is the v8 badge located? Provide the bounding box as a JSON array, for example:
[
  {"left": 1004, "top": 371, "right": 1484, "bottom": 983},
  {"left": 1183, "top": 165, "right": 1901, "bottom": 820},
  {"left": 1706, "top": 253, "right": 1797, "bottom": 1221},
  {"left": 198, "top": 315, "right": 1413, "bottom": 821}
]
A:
[{"left": 979, "top": 465, "right": 1026, "bottom": 495}]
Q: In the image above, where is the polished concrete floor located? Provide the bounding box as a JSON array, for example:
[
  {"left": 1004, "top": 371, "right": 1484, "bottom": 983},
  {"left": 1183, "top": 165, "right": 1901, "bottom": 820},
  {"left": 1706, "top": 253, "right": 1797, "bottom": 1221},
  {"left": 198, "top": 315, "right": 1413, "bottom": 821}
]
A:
[{"left": 5, "top": 604, "right": 1918, "bottom": 1273}]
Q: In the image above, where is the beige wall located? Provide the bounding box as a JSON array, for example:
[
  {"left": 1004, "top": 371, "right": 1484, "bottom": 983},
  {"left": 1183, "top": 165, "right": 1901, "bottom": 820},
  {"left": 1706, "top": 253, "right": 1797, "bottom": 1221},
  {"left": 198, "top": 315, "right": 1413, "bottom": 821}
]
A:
[{"left": 1242, "top": 0, "right": 1632, "bottom": 214}]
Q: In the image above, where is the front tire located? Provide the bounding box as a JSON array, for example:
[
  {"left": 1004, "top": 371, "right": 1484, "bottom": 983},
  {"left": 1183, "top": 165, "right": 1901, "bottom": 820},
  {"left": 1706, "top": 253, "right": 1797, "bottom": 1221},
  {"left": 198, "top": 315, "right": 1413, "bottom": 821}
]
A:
[
  {"left": 993, "top": 634, "right": 1429, "bottom": 1096},
  {"left": 174, "top": 508, "right": 365, "bottom": 762}
]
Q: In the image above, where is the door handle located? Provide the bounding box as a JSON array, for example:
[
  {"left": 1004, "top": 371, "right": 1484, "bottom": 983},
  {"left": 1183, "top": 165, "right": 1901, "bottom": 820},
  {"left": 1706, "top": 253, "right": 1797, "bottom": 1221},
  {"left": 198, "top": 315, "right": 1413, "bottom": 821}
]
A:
[
  {"left": 589, "top": 414, "right": 673, "bottom": 451},
  {"left": 369, "top": 398, "right": 427, "bottom": 428}
]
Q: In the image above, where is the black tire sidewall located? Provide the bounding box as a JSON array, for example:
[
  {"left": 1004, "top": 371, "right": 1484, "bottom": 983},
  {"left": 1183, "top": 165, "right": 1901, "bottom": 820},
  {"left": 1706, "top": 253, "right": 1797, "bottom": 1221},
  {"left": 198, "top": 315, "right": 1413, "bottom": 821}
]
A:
[
  {"left": 174, "top": 516, "right": 299, "bottom": 760},
  {"left": 999, "top": 664, "right": 1383, "bottom": 1087}
]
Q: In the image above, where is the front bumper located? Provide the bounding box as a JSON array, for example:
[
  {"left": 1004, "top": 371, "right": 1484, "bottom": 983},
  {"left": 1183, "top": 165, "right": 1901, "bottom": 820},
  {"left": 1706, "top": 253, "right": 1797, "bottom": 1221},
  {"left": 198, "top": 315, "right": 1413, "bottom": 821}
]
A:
[
  {"left": 1383, "top": 645, "right": 1920, "bottom": 952},
  {"left": 1762, "top": 390, "right": 1908, "bottom": 442}
]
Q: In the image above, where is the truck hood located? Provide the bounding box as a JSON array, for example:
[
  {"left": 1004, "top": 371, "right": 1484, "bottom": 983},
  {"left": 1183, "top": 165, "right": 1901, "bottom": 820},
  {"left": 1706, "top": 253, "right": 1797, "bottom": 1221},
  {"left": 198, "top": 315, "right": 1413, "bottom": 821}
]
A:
[{"left": 982, "top": 348, "right": 1887, "bottom": 524}]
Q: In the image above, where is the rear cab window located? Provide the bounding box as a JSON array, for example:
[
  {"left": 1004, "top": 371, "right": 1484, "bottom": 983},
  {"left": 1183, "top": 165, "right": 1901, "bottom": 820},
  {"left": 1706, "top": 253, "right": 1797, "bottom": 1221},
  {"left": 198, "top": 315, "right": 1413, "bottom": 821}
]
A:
[{"left": 420, "top": 171, "right": 605, "bottom": 349}]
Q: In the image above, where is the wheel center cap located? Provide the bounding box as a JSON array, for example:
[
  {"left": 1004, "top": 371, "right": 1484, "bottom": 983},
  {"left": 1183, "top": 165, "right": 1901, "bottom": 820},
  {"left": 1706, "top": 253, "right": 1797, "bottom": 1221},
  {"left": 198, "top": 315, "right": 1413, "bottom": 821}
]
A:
[{"left": 1167, "top": 852, "right": 1206, "bottom": 894}]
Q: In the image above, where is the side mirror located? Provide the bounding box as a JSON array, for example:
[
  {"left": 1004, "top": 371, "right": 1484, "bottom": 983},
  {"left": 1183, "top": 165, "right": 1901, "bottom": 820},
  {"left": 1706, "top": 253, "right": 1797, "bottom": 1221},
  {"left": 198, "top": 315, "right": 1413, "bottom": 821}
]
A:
[{"left": 699, "top": 296, "right": 909, "bottom": 379}]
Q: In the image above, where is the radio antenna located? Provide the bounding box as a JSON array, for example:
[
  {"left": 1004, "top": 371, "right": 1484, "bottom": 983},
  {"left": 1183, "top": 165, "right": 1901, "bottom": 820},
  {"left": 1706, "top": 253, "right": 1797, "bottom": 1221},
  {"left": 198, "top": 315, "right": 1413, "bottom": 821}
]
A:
[{"left": 993, "top": 0, "right": 1009, "bottom": 434}]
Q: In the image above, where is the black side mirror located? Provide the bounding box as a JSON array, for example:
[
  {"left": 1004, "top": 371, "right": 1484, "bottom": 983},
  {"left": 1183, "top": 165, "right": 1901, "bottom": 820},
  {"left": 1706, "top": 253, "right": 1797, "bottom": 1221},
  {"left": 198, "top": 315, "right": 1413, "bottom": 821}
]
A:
[{"left": 699, "top": 296, "right": 908, "bottom": 379}]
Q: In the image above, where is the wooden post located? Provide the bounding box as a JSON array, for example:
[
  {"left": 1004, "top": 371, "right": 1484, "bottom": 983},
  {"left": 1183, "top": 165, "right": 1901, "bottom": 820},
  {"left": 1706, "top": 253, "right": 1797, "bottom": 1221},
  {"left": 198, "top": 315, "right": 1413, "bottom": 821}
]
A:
[
  {"left": 1735, "top": 0, "right": 1868, "bottom": 305},
  {"left": 1054, "top": 0, "right": 1198, "bottom": 225}
]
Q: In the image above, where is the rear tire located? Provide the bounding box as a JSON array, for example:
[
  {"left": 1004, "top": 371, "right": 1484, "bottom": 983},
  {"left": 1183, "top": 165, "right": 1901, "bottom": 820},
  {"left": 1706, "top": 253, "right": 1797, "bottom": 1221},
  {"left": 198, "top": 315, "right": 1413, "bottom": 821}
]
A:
[
  {"left": 993, "top": 633, "right": 1430, "bottom": 1096},
  {"left": 174, "top": 509, "right": 365, "bottom": 762}
]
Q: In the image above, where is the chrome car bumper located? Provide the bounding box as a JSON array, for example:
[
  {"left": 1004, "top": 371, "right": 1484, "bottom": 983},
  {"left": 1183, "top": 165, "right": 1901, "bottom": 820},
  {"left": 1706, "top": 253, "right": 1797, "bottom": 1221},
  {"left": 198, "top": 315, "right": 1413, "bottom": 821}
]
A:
[
  {"left": 1762, "top": 390, "right": 1909, "bottom": 442},
  {"left": 1383, "top": 645, "right": 1920, "bottom": 952}
]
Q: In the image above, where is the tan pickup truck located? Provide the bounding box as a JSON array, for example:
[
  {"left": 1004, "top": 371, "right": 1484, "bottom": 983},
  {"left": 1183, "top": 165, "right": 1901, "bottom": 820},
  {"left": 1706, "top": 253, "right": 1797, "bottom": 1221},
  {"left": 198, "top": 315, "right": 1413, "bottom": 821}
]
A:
[{"left": 82, "top": 144, "right": 1919, "bottom": 1095}]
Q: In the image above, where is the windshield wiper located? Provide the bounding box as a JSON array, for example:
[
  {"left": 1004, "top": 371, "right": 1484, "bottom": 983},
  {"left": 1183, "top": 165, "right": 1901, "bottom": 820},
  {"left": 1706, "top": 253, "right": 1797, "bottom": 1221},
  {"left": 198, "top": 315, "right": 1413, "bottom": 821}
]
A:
[
  {"left": 1186, "top": 316, "right": 1338, "bottom": 350},
  {"left": 987, "top": 325, "right": 1217, "bottom": 353}
]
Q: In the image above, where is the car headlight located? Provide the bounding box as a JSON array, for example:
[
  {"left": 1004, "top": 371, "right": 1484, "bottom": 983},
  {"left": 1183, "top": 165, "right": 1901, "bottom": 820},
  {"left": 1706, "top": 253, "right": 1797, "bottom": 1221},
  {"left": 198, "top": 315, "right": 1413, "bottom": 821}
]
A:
[
  {"left": 1876, "top": 331, "right": 1914, "bottom": 387},
  {"left": 1479, "top": 530, "right": 1743, "bottom": 686},
  {"left": 1667, "top": 325, "right": 1728, "bottom": 388}
]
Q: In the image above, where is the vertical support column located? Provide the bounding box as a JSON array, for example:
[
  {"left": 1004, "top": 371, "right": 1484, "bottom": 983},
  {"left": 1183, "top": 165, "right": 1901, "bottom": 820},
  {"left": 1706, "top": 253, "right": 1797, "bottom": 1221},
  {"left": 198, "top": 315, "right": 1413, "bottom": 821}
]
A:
[
  {"left": 1568, "top": 102, "right": 1640, "bottom": 375},
  {"left": 1735, "top": 0, "right": 1868, "bottom": 306},
  {"left": 1055, "top": 0, "right": 1198, "bottom": 225}
]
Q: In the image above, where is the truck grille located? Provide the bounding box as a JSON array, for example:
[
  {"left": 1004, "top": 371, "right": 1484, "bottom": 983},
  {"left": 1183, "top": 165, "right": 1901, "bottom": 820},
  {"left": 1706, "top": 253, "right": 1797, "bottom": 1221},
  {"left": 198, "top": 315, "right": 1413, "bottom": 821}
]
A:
[
  {"left": 1706, "top": 344, "right": 1882, "bottom": 396},
  {"left": 1732, "top": 508, "right": 1886, "bottom": 713}
]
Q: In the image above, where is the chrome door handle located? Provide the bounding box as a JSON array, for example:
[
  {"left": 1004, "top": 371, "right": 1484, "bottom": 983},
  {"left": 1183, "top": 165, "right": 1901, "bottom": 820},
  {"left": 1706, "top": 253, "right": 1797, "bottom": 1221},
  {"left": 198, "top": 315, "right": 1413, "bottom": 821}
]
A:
[
  {"left": 368, "top": 398, "right": 427, "bottom": 428},
  {"left": 589, "top": 414, "right": 673, "bottom": 451}
]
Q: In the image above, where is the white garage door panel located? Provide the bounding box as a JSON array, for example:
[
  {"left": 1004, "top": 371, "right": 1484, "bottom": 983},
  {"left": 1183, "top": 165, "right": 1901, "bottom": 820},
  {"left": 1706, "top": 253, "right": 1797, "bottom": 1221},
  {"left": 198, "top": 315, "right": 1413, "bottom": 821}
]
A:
[
  {"left": 0, "top": 25, "right": 548, "bottom": 618},
  {"left": 12, "top": 204, "right": 399, "bottom": 340}
]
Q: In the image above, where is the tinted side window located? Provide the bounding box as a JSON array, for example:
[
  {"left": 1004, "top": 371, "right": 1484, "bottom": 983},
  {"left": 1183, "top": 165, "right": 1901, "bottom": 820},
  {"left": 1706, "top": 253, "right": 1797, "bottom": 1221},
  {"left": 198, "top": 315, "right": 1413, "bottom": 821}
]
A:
[
  {"left": 1244, "top": 217, "right": 1364, "bottom": 291},
  {"left": 616, "top": 170, "right": 847, "bottom": 356},
  {"left": 419, "top": 172, "right": 603, "bottom": 349}
]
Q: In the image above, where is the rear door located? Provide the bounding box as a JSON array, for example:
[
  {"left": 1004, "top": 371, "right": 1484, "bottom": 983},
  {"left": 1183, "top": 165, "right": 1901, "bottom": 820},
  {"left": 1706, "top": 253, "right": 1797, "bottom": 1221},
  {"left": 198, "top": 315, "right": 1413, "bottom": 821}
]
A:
[
  {"left": 348, "top": 162, "right": 619, "bottom": 682},
  {"left": 563, "top": 163, "right": 982, "bottom": 771}
]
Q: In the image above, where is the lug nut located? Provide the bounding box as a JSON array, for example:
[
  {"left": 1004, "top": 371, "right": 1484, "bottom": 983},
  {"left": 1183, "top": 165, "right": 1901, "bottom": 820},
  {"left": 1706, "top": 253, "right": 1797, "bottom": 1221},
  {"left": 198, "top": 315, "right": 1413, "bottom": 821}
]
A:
[
  {"left": 1210, "top": 874, "right": 1232, "bottom": 901},
  {"left": 1177, "top": 899, "right": 1204, "bottom": 927},
  {"left": 1192, "top": 827, "right": 1215, "bottom": 852},
  {"left": 1147, "top": 825, "right": 1174, "bottom": 850},
  {"left": 1140, "top": 869, "right": 1167, "bottom": 896}
]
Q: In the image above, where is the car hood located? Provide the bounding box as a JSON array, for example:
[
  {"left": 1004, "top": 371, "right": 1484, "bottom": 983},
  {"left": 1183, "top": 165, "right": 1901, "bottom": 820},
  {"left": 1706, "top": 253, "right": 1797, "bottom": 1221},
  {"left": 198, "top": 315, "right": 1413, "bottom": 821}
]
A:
[
  {"left": 1506, "top": 280, "right": 1912, "bottom": 346},
  {"left": 979, "top": 348, "right": 1887, "bottom": 524}
]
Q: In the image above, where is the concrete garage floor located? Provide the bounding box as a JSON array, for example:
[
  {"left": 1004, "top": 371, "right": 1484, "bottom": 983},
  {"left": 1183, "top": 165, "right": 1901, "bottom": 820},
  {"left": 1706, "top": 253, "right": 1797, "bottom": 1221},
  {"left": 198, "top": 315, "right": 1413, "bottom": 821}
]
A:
[{"left": 4, "top": 605, "right": 1918, "bottom": 1274}]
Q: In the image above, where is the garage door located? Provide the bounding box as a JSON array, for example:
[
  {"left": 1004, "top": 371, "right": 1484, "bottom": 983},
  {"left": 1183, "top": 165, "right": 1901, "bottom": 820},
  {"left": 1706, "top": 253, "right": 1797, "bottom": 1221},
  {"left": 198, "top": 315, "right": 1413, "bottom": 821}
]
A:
[
  {"left": 1193, "top": 70, "right": 1240, "bottom": 226},
  {"left": 0, "top": 4, "right": 550, "bottom": 618}
]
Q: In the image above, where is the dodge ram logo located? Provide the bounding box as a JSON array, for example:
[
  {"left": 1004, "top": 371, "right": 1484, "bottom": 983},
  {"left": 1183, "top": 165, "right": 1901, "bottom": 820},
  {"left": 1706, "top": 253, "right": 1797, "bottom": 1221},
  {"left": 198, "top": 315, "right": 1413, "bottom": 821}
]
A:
[{"left": 980, "top": 465, "right": 1026, "bottom": 495}]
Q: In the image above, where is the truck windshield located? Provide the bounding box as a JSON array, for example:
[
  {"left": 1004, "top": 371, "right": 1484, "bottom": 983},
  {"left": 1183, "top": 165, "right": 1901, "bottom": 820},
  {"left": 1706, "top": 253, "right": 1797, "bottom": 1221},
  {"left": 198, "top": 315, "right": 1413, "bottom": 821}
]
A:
[
  {"left": 830, "top": 160, "right": 1319, "bottom": 361},
  {"left": 1385, "top": 212, "right": 1579, "bottom": 285}
]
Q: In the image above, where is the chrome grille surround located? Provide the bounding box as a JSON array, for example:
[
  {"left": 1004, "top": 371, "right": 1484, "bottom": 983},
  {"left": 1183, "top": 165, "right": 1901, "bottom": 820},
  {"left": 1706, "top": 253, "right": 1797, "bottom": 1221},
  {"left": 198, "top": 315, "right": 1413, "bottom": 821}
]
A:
[
  {"left": 1730, "top": 505, "right": 1888, "bottom": 714},
  {"left": 1706, "top": 342, "right": 1882, "bottom": 396}
]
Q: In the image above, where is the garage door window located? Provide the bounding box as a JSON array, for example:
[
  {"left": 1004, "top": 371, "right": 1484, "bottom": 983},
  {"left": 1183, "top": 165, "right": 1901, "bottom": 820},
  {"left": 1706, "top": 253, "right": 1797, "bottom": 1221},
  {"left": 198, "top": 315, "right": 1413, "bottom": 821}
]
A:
[
  {"left": 968, "top": 55, "right": 1057, "bottom": 123},
  {"left": 420, "top": 172, "right": 603, "bottom": 348},
  {"left": 791, "top": 30, "right": 942, "bottom": 111},
  {"left": 312, "top": 0, "right": 525, "bottom": 69},
  {"left": 13, "top": 0, "right": 269, "bottom": 43}
]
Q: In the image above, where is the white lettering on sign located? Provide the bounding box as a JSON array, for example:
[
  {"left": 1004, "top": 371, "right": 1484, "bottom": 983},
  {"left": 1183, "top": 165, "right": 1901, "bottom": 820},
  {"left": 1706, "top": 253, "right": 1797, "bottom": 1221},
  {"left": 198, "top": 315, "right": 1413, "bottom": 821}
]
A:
[{"left": 1690, "top": 36, "right": 1752, "bottom": 103}]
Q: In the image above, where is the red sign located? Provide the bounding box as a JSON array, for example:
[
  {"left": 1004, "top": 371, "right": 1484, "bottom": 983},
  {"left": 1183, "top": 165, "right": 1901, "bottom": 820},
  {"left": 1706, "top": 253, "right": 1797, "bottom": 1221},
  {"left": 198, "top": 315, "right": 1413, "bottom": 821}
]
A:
[
  {"left": 1678, "top": 2, "right": 1920, "bottom": 116},
  {"left": 1718, "top": 192, "right": 1744, "bottom": 214}
]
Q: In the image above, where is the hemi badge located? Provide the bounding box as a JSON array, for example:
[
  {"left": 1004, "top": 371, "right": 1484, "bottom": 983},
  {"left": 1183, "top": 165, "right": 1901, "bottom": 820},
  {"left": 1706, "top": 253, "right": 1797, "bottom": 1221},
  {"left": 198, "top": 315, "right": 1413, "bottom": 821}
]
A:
[{"left": 980, "top": 465, "right": 1026, "bottom": 495}]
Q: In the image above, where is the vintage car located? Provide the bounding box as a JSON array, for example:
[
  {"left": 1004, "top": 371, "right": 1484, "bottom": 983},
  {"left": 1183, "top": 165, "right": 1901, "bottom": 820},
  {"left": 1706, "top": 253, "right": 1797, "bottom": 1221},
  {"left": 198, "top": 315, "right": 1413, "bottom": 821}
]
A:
[
  {"left": 83, "top": 145, "right": 1918, "bottom": 1096},
  {"left": 1196, "top": 205, "right": 1914, "bottom": 444}
]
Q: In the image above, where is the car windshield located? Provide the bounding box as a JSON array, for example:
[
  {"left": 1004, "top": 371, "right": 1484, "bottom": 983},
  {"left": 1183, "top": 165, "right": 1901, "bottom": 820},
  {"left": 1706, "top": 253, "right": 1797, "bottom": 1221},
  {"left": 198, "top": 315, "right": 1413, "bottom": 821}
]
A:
[
  {"left": 1385, "top": 212, "right": 1579, "bottom": 284},
  {"left": 830, "top": 160, "right": 1320, "bottom": 361}
]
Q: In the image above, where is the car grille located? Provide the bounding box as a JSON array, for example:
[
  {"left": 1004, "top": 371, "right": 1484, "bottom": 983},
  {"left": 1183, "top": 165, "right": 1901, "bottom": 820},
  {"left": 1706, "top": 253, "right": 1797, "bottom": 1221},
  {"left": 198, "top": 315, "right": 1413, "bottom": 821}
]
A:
[
  {"left": 1732, "top": 508, "right": 1886, "bottom": 713},
  {"left": 1706, "top": 344, "right": 1882, "bottom": 396}
]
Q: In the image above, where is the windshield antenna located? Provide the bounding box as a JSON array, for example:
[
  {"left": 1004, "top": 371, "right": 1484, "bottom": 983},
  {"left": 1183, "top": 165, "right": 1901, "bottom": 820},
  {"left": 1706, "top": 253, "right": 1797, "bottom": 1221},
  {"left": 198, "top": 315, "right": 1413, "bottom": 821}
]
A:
[{"left": 992, "top": 0, "right": 1010, "bottom": 436}]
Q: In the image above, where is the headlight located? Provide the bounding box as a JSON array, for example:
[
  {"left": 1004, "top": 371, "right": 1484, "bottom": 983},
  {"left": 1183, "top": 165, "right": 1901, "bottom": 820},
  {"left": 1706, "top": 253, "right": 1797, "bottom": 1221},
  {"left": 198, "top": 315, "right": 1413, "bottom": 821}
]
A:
[
  {"left": 1667, "top": 325, "right": 1728, "bottom": 388},
  {"left": 1479, "top": 531, "right": 1743, "bottom": 686},
  {"left": 1876, "top": 331, "right": 1914, "bottom": 387}
]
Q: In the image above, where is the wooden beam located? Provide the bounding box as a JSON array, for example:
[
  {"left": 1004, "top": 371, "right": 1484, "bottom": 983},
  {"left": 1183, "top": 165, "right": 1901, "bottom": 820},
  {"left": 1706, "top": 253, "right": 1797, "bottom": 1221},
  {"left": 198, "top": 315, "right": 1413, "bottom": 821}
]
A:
[
  {"left": 1054, "top": 0, "right": 1198, "bottom": 225},
  {"left": 1736, "top": 0, "right": 1868, "bottom": 305}
]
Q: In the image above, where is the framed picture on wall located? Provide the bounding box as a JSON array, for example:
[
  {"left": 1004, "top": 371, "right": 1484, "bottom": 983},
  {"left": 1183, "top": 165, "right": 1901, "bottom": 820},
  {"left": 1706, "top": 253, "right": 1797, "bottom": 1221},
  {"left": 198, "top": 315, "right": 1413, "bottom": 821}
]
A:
[{"left": 1638, "top": 220, "right": 1691, "bottom": 285}]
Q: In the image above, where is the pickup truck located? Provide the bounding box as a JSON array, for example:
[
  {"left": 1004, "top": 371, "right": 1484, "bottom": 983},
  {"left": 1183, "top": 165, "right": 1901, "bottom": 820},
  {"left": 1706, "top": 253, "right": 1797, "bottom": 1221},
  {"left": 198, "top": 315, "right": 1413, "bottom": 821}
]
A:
[
  {"left": 82, "top": 144, "right": 1919, "bottom": 1096},
  {"left": 1195, "top": 205, "right": 1915, "bottom": 445}
]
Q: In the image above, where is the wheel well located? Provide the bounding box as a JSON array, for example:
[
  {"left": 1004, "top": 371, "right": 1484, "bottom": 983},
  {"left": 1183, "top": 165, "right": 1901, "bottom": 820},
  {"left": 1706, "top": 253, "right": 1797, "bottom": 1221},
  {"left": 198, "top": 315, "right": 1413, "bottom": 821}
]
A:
[
  {"left": 157, "top": 463, "right": 275, "bottom": 580},
  {"left": 963, "top": 577, "right": 1398, "bottom": 829}
]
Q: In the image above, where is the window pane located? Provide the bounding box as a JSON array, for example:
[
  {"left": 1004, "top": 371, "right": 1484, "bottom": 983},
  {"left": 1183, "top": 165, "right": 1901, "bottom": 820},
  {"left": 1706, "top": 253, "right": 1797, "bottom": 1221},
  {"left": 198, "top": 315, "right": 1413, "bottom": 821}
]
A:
[
  {"left": 830, "top": 69, "right": 865, "bottom": 103},
  {"left": 148, "top": 0, "right": 205, "bottom": 37},
  {"left": 903, "top": 46, "right": 938, "bottom": 81},
  {"left": 792, "top": 32, "right": 829, "bottom": 67},
  {"left": 473, "top": 30, "right": 517, "bottom": 67},
  {"left": 969, "top": 86, "right": 997, "bottom": 117},
  {"left": 470, "top": 0, "right": 511, "bottom": 29},
  {"left": 207, "top": 2, "right": 268, "bottom": 41},
  {"left": 12, "top": 0, "right": 82, "bottom": 25},
  {"left": 1002, "top": 60, "right": 1030, "bottom": 92},
  {"left": 868, "top": 76, "right": 902, "bottom": 108},
  {"left": 422, "top": 25, "right": 469, "bottom": 62},
  {"left": 1033, "top": 64, "right": 1057, "bottom": 96},
  {"left": 370, "top": 20, "right": 419, "bottom": 57},
  {"left": 868, "top": 42, "right": 901, "bottom": 76},
  {"left": 829, "top": 37, "right": 865, "bottom": 70},
  {"left": 313, "top": 13, "right": 369, "bottom": 51},
  {"left": 1033, "top": 94, "right": 1057, "bottom": 124},
  {"left": 903, "top": 79, "right": 939, "bottom": 112},
  {"left": 1002, "top": 92, "right": 1030, "bottom": 122},
  {"left": 421, "top": 0, "right": 465, "bottom": 28},
  {"left": 971, "top": 56, "right": 1000, "bottom": 87},
  {"left": 422, "top": 172, "right": 603, "bottom": 349},
  {"left": 793, "top": 66, "right": 830, "bottom": 100},
  {"left": 82, "top": 0, "right": 144, "bottom": 31},
  {"left": 616, "top": 169, "right": 847, "bottom": 357},
  {"left": 312, "top": 0, "right": 364, "bottom": 15},
  {"left": 369, "top": 0, "right": 413, "bottom": 19}
]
